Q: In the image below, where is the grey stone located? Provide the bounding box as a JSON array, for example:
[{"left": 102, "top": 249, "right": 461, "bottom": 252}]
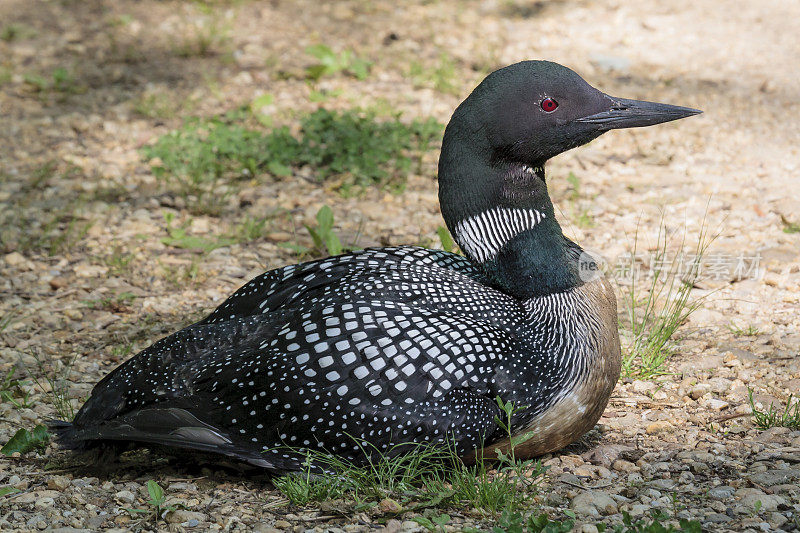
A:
[
  {"left": 748, "top": 469, "right": 799, "bottom": 487},
  {"left": 570, "top": 491, "right": 618, "bottom": 518},
  {"left": 707, "top": 486, "right": 735, "bottom": 499},
  {"left": 735, "top": 488, "right": 785, "bottom": 513},
  {"left": 704, "top": 513, "right": 733, "bottom": 524}
]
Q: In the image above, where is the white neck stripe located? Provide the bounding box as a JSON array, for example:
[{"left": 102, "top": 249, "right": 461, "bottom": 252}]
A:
[{"left": 454, "top": 207, "right": 546, "bottom": 263}]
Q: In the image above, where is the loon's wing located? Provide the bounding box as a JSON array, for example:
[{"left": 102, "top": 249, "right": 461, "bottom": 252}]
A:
[
  {"left": 56, "top": 247, "right": 520, "bottom": 471},
  {"left": 199, "top": 246, "right": 485, "bottom": 325}
]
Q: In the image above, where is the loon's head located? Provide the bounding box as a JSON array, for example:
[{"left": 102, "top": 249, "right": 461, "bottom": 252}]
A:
[
  {"left": 438, "top": 60, "right": 701, "bottom": 272},
  {"left": 441, "top": 60, "right": 700, "bottom": 173}
]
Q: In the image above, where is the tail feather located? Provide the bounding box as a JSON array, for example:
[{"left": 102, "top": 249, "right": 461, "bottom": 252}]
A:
[
  {"left": 48, "top": 407, "right": 295, "bottom": 471},
  {"left": 47, "top": 419, "right": 86, "bottom": 450}
]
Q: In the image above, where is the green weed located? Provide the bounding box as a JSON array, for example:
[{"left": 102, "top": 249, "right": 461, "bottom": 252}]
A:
[
  {"left": 272, "top": 398, "right": 544, "bottom": 517},
  {"left": 126, "top": 480, "right": 182, "bottom": 522},
  {"left": 0, "top": 66, "right": 11, "bottom": 86},
  {"left": 1, "top": 425, "right": 49, "bottom": 456},
  {"left": 28, "top": 351, "right": 77, "bottom": 421},
  {"left": 133, "top": 91, "right": 182, "bottom": 119},
  {"left": 780, "top": 214, "right": 800, "bottom": 234},
  {"left": 172, "top": 4, "right": 231, "bottom": 58},
  {"left": 408, "top": 53, "right": 459, "bottom": 95},
  {"left": 0, "top": 312, "right": 17, "bottom": 332},
  {"left": 566, "top": 172, "right": 581, "bottom": 201},
  {"left": 1, "top": 23, "right": 36, "bottom": 42},
  {"left": 748, "top": 389, "right": 800, "bottom": 430},
  {"left": 161, "top": 212, "right": 235, "bottom": 251},
  {"left": 413, "top": 513, "right": 451, "bottom": 532},
  {"left": 620, "top": 216, "right": 713, "bottom": 378},
  {"left": 436, "top": 226, "right": 460, "bottom": 254},
  {"left": 305, "top": 44, "right": 371, "bottom": 81},
  {"left": 0, "top": 367, "right": 33, "bottom": 409},
  {"left": 599, "top": 510, "right": 702, "bottom": 532},
  {"left": 84, "top": 291, "right": 136, "bottom": 312},
  {"left": 143, "top": 108, "right": 442, "bottom": 207},
  {"left": 24, "top": 66, "right": 77, "bottom": 94},
  {"left": 728, "top": 322, "right": 760, "bottom": 336},
  {"left": 282, "top": 205, "right": 356, "bottom": 258},
  {"left": 103, "top": 245, "right": 136, "bottom": 276}
]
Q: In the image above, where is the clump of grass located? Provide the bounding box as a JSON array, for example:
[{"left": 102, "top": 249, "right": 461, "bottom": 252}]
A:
[
  {"left": 84, "top": 291, "right": 136, "bottom": 312},
  {"left": 728, "top": 322, "right": 760, "bottom": 337},
  {"left": 620, "top": 216, "right": 713, "bottom": 378},
  {"left": 305, "top": 44, "right": 371, "bottom": 81},
  {"left": 272, "top": 398, "right": 544, "bottom": 517},
  {"left": 748, "top": 389, "right": 800, "bottom": 430},
  {"left": 780, "top": 214, "right": 800, "bottom": 234},
  {"left": 142, "top": 108, "right": 442, "bottom": 211},
  {"left": 172, "top": 4, "right": 231, "bottom": 58},
  {"left": 0, "top": 367, "right": 33, "bottom": 409},
  {"left": 282, "top": 205, "right": 359, "bottom": 258},
  {"left": 436, "top": 226, "right": 460, "bottom": 254},
  {"left": 27, "top": 351, "right": 77, "bottom": 422},
  {"left": 1, "top": 425, "right": 49, "bottom": 456},
  {"left": 408, "top": 53, "right": 460, "bottom": 95},
  {"left": 126, "top": 480, "right": 182, "bottom": 523},
  {"left": 24, "top": 66, "right": 78, "bottom": 94},
  {"left": 1, "top": 23, "right": 36, "bottom": 42},
  {"left": 160, "top": 212, "right": 236, "bottom": 251}
]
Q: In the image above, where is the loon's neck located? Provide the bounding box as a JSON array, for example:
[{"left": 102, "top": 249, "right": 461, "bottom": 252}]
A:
[{"left": 438, "top": 132, "right": 585, "bottom": 300}]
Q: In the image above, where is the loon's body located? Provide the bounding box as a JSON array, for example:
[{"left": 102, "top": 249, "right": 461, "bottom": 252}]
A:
[{"left": 54, "top": 61, "right": 699, "bottom": 471}]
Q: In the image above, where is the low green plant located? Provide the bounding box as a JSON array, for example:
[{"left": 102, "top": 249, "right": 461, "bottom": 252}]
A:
[
  {"left": 133, "top": 91, "right": 181, "bottom": 119},
  {"left": 292, "top": 109, "right": 441, "bottom": 193},
  {"left": 436, "top": 226, "right": 459, "bottom": 254},
  {"left": 126, "top": 480, "right": 181, "bottom": 522},
  {"left": 28, "top": 351, "right": 77, "bottom": 421},
  {"left": 566, "top": 172, "right": 581, "bottom": 201},
  {"left": 0, "top": 486, "right": 21, "bottom": 497},
  {"left": 305, "top": 44, "right": 370, "bottom": 81},
  {"left": 748, "top": 389, "right": 800, "bottom": 430},
  {"left": 282, "top": 205, "right": 354, "bottom": 258},
  {"left": 0, "top": 312, "right": 17, "bottom": 332},
  {"left": 0, "top": 66, "right": 11, "bottom": 86},
  {"left": 18, "top": 203, "right": 93, "bottom": 256},
  {"left": 1, "top": 23, "right": 36, "bottom": 42},
  {"left": 1, "top": 425, "right": 49, "bottom": 456},
  {"left": 599, "top": 510, "right": 702, "bottom": 533},
  {"left": 271, "top": 452, "right": 349, "bottom": 506},
  {"left": 271, "top": 398, "right": 544, "bottom": 516},
  {"left": 84, "top": 291, "right": 136, "bottom": 312},
  {"left": 161, "top": 212, "right": 236, "bottom": 251},
  {"left": 142, "top": 108, "right": 442, "bottom": 207},
  {"left": 172, "top": 4, "right": 231, "bottom": 58},
  {"left": 620, "top": 216, "right": 713, "bottom": 378},
  {"left": 408, "top": 53, "right": 459, "bottom": 95},
  {"left": 780, "top": 214, "right": 800, "bottom": 234},
  {"left": 104, "top": 245, "right": 136, "bottom": 276},
  {"left": 24, "top": 67, "right": 77, "bottom": 93},
  {"left": 728, "top": 322, "right": 760, "bottom": 336},
  {"left": 413, "top": 513, "right": 451, "bottom": 532},
  {"left": 233, "top": 214, "right": 273, "bottom": 242},
  {"left": 493, "top": 510, "right": 574, "bottom": 533},
  {"left": 0, "top": 367, "right": 33, "bottom": 409}
]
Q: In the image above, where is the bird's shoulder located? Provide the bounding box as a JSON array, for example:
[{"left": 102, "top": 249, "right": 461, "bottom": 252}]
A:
[{"left": 199, "top": 246, "right": 488, "bottom": 324}]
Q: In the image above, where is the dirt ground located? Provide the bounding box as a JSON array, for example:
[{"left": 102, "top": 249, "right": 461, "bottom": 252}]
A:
[{"left": 1, "top": 0, "right": 799, "bottom": 531}]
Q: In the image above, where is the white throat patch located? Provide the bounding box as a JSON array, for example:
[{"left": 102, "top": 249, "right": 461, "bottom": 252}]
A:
[{"left": 454, "top": 207, "right": 546, "bottom": 263}]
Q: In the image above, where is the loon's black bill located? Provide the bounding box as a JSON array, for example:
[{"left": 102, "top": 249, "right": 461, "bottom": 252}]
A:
[{"left": 575, "top": 97, "right": 702, "bottom": 130}]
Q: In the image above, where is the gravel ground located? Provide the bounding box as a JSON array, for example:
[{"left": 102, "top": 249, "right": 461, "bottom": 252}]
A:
[{"left": 1, "top": 0, "right": 799, "bottom": 531}]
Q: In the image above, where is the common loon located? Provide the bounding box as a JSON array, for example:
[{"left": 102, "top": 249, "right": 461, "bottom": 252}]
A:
[{"left": 53, "top": 61, "right": 700, "bottom": 471}]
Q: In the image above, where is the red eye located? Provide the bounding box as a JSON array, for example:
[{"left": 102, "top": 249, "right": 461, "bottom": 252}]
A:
[{"left": 541, "top": 97, "right": 558, "bottom": 112}]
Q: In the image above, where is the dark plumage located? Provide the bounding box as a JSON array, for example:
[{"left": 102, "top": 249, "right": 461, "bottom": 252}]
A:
[{"left": 52, "top": 61, "right": 700, "bottom": 472}]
